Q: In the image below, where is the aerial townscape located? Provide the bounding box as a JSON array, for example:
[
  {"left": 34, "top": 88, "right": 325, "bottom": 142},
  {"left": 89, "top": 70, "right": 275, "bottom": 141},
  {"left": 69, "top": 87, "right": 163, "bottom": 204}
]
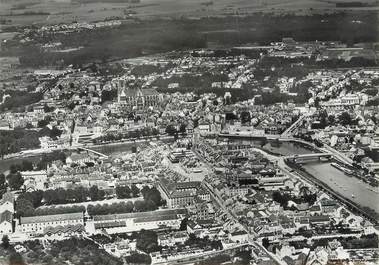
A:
[{"left": 0, "top": 0, "right": 378, "bottom": 265}]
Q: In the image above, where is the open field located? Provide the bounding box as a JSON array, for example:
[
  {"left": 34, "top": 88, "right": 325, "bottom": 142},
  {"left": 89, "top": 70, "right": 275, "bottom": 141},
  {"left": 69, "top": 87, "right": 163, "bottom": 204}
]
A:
[
  {"left": 1, "top": 10, "right": 377, "bottom": 67},
  {"left": 0, "top": 0, "right": 378, "bottom": 27}
]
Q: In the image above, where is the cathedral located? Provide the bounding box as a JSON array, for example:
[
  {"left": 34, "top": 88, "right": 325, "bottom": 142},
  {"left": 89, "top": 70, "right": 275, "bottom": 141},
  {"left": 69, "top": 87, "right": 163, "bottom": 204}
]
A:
[{"left": 112, "top": 77, "right": 161, "bottom": 109}]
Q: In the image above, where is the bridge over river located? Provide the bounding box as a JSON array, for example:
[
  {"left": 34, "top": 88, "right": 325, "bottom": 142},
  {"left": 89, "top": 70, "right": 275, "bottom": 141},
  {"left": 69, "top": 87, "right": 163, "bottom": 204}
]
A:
[
  {"left": 285, "top": 153, "right": 333, "bottom": 163},
  {"left": 219, "top": 136, "right": 379, "bottom": 222}
]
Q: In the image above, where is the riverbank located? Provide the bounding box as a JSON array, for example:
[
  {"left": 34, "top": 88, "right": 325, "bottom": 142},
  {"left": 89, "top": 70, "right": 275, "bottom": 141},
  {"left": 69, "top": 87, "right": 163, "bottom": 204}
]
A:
[
  {"left": 285, "top": 159, "right": 379, "bottom": 224},
  {"left": 0, "top": 135, "right": 177, "bottom": 172}
]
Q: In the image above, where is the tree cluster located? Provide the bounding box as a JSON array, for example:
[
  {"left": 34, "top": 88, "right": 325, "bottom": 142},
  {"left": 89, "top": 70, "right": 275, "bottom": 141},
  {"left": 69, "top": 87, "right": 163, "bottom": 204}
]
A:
[
  {"left": 125, "top": 252, "right": 152, "bottom": 264},
  {"left": 15, "top": 186, "right": 105, "bottom": 217},
  {"left": 0, "top": 129, "right": 41, "bottom": 157},
  {"left": 9, "top": 160, "right": 34, "bottom": 172},
  {"left": 0, "top": 174, "right": 6, "bottom": 200},
  {"left": 272, "top": 190, "right": 317, "bottom": 208},
  {"left": 185, "top": 233, "right": 223, "bottom": 251},
  {"left": 87, "top": 196, "right": 163, "bottom": 216},
  {"left": 94, "top": 127, "right": 159, "bottom": 144},
  {"left": 38, "top": 126, "right": 63, "bottom": 140},
  {"left": 35, "top": 151, "right": 66, "bottom": 170},
  {"left": 115, "top": 184, "right": 140, "bottom": 199},
  {"left": 101, "top": 89, "right": 118, "bottom": 103},
  {"left": 0, "top": 91, "right": 42, "bottom": 112},
  {"left": 6, "top": 172, "right": 24, "bottom": 190},
  {"left": 141, "top": 186, "right": 166, "bottom": 208},
  {"left": 136, "top": 229, "right": 160, "bottom": 253},
  {"left": 46, "top": 238, "right": 122, "bottom": 265}
]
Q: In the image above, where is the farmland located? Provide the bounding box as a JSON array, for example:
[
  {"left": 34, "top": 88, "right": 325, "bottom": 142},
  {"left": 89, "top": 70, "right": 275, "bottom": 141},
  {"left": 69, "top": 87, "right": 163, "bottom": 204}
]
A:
[{"left": 0, "top": 0, "right": 378, "bottom": 27}]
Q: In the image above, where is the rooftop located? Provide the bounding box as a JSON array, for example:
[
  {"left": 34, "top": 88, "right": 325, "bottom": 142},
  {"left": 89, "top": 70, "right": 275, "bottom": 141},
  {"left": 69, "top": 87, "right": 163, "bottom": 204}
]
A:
[
  {"left": 93, "top": 208, "right": 187, "bottom": 222},
  {"left": 20, "top": 212, "right": 84, "bottom": 224}
]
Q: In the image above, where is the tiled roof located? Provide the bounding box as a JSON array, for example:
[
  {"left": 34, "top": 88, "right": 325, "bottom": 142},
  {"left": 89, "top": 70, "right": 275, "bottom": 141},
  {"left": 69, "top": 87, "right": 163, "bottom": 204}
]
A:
[
  {"left": 134, "top": 214, "right": 178, "bottom": 223},
  {"left": 93, "top": 209, "right": 187, "bottom": 222},
  {"left": 44, "top": 224, "right": 84, "bottom": 235},
  {"left": 0, "top": 211, "right": 12, "bottom": 223},
  {"left": 20, "top": 212, "right": 83, "bottom": 224},
  {"left": 94, "top": 221, "right": 126, "bottom": 229},
  {"left": 120, "top": 88, "right": 159, "bottom": 98},
  {"left": 1, "top": 193, "right": 14, "bottom": 204}
]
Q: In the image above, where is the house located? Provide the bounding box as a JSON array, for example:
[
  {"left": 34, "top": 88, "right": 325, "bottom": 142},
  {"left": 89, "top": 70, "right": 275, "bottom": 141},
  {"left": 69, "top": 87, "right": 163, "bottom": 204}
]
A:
[
  {"left": 66, "top": 153, "right": 93, "bottom": 165},
  {"left": 21, "top": 171, "right": 48, "bottom": 191},
  {"left": 19, "top": 212, "right": 84, "bottom": 235},
  {"left": 320, "top": 199, "right": 338, "bottom": 214},
  {"left": 186, "top": 219, "right": 223, "bottom": 238},
  {"left": 198, "top": 122, "right": 211, "bottom": 134},
  {"left": 158, "top": 231, "right": 188, "bottom": 246},
  {"left": 297, "top": 215, "right": 330, "bottom": 227},
  {"left": 191, "top": 197, "right": 215, "bottom": 220},
  {"left": 229, "top": 230, "right": 249, "bottom": 243},
  {"left": 0, "top": 193, "right": 14, "bottom": 214},
  {"left": 0, "top": 211, "right": 13, "bottom": 234}
]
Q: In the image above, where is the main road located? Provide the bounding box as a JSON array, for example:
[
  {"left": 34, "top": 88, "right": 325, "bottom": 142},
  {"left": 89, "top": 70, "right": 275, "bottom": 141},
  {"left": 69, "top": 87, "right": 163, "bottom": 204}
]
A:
[{"left": 193, "top": 149, "right": 287, "bottom": 265}]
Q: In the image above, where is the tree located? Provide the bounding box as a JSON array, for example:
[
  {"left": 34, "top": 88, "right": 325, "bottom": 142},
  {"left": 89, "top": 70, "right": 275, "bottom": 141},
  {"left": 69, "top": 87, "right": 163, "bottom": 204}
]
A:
[
  {"left": 179, "top": 124, "right": 187, "bottom": 135},
  {"left": 9, "top": 252, "right": 25, "bottom": 265},
  {"left": 262, "top": 238, "right": 270, "bottom": 249},
  {"left": 136, "top": 230, "right": 160, "bottom": 253},
  {"left": 328, "top": 115, "right": 335, "bottom": 125},
  {"left": 49, "top": 127, "right": 62, "bottom": 139},
  {"left": 17, "top": 190, "right": 43, "bottom": 208},
  {"left": 141, "top": 186, "right": 164, "bottom": 208},
  {"left": 134, "top": 200, "right": 147, "bottom": 212},
  {"left": 43, "top": 103, "right": 55, "bottom": 113},
  {"left": 339, "top": 112, "right": 352, "bottom": 126},
  {"left": 1, "top": 235, "right": 9, "bottom": 249},
  {"left": 16, "top": 198, "right": 34, "bottom": 216},
  {"left": 240, "top": 111, "right": 251, "bottom": 124},
  {"left": 7, "top": 172, "right": 24, "bottom": 190},
  {"left": 115, "top": 185, "right": 131, "bottom": 199},
  {"left": 21, "top": 160, "right": 33, "bottom": 171},
  {"left": 89, "top": 186, "right": 104, "bottom": 201},
  {"left": 131, "top": 184, "right": 140, "bottom": 197},
  {"left": 165, "top": 125, "right": 177, "bottom": 136},
  {"left": 0, "top": 173, "right": 6, "bottom": 196},
  {"left": 180, "top": 218, "right": 188, "bottom": 231},
  {"left": 125, "top": 253, "right": 151, "bottom": 264}
]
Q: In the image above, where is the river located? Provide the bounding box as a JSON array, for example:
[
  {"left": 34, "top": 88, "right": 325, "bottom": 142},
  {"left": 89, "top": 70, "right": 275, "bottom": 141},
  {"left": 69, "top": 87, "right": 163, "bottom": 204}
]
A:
[
  {"left": 302, "top": 162, "right": 379, "bottom": 213},
  {"left": 228, "top": 139, "right": 379, "bottom": 216},
  {"left": 1, "top": 138, "right": 378, "bottom": 216},
  {"left": 0, "top": 137, "right": 176, "bottom": 173}
]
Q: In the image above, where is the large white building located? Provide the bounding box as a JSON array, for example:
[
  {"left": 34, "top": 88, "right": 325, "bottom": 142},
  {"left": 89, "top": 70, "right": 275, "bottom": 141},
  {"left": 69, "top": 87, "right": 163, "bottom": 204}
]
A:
[
  {"left": 19, "top": 212, "right": 84, "bottom": 235},
  {"left": 157, "top": 180, "right": 210, "bottom": 208},
  {"left": 92, "top": 209, "right": 187, "bottom": 234}
]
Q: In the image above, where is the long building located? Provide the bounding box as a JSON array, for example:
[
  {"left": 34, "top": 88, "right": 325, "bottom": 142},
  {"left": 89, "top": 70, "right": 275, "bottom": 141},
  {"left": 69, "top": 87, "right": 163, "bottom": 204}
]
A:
[
  {"left": 91, "top": 209, "right": 187, "bottom": 234},
  {"left": 19, "top": 212, "right": 84, "bottom": 235}
]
